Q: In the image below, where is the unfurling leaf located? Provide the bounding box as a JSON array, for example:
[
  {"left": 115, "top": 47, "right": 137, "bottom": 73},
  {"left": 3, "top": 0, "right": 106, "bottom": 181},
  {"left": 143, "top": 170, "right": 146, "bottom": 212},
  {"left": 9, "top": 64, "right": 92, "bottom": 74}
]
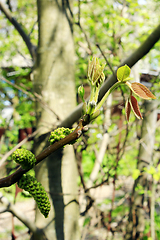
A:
[
  {"left": 78, "top": 85, "right": 85, "bottom": 102},
  {"left": 125, "top": 99, "right": 131, "bottom": 121},
  {"left": 88, "top": 57, "right": 96, "bottom": 81},
  {"left": 117, "top": 65, "right": 131, "bottom": 82},
  {"left": 87, "top": 57, "right": 105, "bottom": 86},
  {"left": 129, "top": 82, "right": 156, "bottom": 100},
  {"left": 130, "top": 95, "right": 143, "bottom": 119}
]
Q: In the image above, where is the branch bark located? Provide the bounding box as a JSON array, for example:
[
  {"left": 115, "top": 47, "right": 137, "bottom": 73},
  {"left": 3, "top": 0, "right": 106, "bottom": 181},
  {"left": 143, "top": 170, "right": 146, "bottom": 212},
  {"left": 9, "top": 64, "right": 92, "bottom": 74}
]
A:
[
  {"left": 0, "top": 2, "right": 36, "bottom": 60},
  {"left": 0, "top": 192, "right": 37, "bottom": 233}
]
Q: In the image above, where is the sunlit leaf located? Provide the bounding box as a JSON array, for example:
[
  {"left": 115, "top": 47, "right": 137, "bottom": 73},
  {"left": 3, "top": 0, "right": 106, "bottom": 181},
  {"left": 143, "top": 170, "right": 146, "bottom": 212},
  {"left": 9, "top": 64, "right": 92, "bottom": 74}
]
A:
[
  {"left": 130, "top": 82, "right": 156, "bottom": 99},
  {"left": 132, "top": 169, "right": 140, "bottom": 180},
  {"left": 117, "top": 65, "right": 131, "bottom": 82},
  {"left": 88, "top": 57, "right": 96, "bottom": 81},
  {"left": 130, "top": 95, "right": 143, "bottom": 119},
  {"left": 148, "top": 166, "right": 156, "bottom": 175},
  {"left": 153, "top": 173, "right": 160, "bottom": 181}
]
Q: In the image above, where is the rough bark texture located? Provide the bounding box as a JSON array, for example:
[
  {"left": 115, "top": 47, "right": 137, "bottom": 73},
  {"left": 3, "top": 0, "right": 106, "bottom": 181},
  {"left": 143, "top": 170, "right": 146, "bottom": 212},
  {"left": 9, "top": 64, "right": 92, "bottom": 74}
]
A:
[
  {"left": 32, "top": 1, "right": 80, "bottom": 239},
  {"left": 125, "top": 100, "right": 158, "bottom": 240}
]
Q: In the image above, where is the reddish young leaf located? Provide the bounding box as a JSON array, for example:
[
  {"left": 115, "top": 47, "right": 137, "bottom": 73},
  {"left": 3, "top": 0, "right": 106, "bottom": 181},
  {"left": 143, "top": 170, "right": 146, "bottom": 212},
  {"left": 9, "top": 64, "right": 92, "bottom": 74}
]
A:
[
  {"left": 130, "top": 95, "right": 143, "bottom": 119},
  {"left": 125, "top": 99, "right": 131, "bottom": 121},
  {"left": 130, "top": 82, "right": 156, "bottom": 100}
]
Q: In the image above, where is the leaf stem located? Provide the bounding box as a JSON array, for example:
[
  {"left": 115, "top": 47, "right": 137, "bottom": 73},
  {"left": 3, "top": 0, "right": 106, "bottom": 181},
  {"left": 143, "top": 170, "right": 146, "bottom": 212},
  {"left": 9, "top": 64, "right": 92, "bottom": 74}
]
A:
[{"left": 95, "top": 82, "right": 122, "bottom": 111}]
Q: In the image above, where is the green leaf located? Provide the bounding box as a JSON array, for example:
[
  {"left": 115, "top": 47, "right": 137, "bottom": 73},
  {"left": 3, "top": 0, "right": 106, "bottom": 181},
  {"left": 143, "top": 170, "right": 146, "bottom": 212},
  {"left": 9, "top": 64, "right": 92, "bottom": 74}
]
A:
[
  {"left": 78, "top": 85, "right": 85, "bottom": 102},
  {"left": 148, "top": 166, "right": 156, "bottom": 175},
  {"left": 153, "top": 172, "right": 160, "bottom": 181},
  {"left": 132, "top": 169, "right": 140, "bottom": 180},
  {"left": 117, "top": 65, "right": 131, "bottom": 82}
]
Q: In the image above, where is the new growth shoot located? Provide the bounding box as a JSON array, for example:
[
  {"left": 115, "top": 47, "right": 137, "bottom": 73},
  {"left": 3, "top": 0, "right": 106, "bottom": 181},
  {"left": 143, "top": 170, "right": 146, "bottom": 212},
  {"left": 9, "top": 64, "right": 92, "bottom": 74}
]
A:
[{"left": 79, "top": 58, "right": 156, "bottom": 122}]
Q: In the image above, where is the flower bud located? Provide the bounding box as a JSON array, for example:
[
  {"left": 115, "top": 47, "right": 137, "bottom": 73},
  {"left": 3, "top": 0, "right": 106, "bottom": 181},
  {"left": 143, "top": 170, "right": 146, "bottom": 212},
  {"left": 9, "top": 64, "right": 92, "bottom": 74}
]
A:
[
  {"left": 18, "top": 174, "right": 51, "bottom": 218},
  {"left": 87, "top": 101, "right": 96, "bottom": 115},
  {"left": 12, "top": 149, "right": 36, "bottom": 170},
  {"left": 82, "top": 102, "right": 87, "bottom": 115},
  {"left": 90, "top": 110, "right": 101, "bottom": 121},
  {"left": 49, "top": 127, "right": 75, "bottom": 145},
  {"left": 88, "top": 57, "right": 105, "bottom": 87}
]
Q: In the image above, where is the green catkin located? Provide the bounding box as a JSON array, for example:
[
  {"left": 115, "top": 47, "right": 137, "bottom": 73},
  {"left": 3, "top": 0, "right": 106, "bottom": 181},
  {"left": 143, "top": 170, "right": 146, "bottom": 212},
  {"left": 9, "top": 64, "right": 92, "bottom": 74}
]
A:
[
  {"left": 18, "top": 174, "right": 51, "bottom": 218},
  {"left": 12, "top": 149, "right": 36, "bottom": 170},
  {"left": 49, "top": 127, "right": 75, "bottom": 145}
]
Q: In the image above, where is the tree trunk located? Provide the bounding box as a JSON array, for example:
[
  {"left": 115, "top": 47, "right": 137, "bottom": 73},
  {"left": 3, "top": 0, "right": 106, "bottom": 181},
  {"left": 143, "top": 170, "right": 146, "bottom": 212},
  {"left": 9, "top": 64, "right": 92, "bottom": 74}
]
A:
[
  {"left": 125, "top": 100, "right": 158, "bottom": 240},
  {"left": 32, "top": 1, "right": 80, "bottom": 239}
]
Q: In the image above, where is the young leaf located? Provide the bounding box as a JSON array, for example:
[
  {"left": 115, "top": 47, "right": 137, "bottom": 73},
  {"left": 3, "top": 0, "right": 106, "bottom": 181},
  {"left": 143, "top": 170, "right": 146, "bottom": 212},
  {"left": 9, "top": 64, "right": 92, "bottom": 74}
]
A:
[
  {"left": 130, "top": 82, "right": 156, "bottom": 100},
  {"left": 130, "top": 95, "right": 143, "bottom": 119},
  {"left": 117, "top": 65, "right": 131, "bottom": 82},
  {"left": 125, "top": 98, "right": 131, "bottom": 121},
  {"left": 78, "top": 85, "right": 85, "bottom": 102}
]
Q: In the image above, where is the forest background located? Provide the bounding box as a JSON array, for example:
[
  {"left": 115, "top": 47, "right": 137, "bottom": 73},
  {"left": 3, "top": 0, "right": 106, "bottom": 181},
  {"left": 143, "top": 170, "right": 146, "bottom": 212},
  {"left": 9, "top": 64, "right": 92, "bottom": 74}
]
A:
[{"left": 0, "top": 0, "right": 160, "bottom": 240}]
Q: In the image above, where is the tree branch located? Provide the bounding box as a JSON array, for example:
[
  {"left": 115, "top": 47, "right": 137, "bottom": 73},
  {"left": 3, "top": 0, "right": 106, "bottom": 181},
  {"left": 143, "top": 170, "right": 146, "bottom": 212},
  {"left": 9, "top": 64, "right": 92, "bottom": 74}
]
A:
[
  {"left": 0, "top": 2, "right": 37, "bottom": 60},
  {"left": 60, "top": 24, "right": 160, "bottom": 128},
  {"left": 0, "top": 118, "right": 85, "bottom": 188},
  {"left": 0, "top": 192, "right": 37, "bottom": 233}
]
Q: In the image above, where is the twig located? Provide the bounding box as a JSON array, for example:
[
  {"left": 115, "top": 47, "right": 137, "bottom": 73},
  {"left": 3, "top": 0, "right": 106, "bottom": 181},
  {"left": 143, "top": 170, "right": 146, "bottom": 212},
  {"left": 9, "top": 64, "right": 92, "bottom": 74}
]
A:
[
  {"left": 28, "top": 19, "right": 38, "bottom": 38},
  {"left": 0, "top": 118, "right": 87, "bottom": 188},
  {"left": 0, "top": 192, "right": 37, "bottom": 233},
  {"left": 96, "top": 43, "right": 116, "bottom": 77},
  {"left": 0, "top": 2, "right": 36, "bottom": 60},
  {"left": 0, "top": 75, "right": 35, "bottom": 101},
  {"left": 87, "top": 132, "right": 110, "bottom": 188},
  {"left": 0, "top": 75, "right": 61, "bottom": 121},
  {"left": 78, "top": 41, "right": 92, "bottom": 55},
  {"left": 151, "top": 176, "right": 155, "bottom": 239},
  {"left": 75, "top": 0, "right": 93, "bottom": 55}
]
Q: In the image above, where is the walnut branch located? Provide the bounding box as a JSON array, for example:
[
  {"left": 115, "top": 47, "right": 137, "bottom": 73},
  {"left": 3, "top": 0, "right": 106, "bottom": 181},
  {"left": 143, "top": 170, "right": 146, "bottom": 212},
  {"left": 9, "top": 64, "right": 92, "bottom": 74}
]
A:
[
  {"left": 0, "top": 2, "right": 36, "bottom": 60},
  {"left": 60, "top": 23, "right": 160, "bottom": 128},
  {"left": 0, "top": 118, "right": 87, "bottom": 188}
]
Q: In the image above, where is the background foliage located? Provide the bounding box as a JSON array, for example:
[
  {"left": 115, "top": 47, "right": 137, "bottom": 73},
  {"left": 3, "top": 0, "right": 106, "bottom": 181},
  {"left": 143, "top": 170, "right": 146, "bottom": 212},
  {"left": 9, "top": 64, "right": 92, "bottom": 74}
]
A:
[{"left": 0, "top": 0, "right": 160, "bottom": 239}]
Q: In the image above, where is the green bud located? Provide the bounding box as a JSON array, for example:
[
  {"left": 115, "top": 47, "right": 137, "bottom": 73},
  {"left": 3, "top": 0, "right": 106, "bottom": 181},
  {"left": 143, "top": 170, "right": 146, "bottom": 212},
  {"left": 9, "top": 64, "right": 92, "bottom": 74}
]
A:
[
  {"left": 87, "top": 57, "right": 105, "bottom": 87},
  {"left": 18, "top": 174, "right": 51, "bottom": 218},
  {"left": 12, "top": 149, "right": 36, "bottom": 170},
  {"left": 90, "top": 110, "right": 101, "bottom": 121},
  {"left": 49, "top": 127, "right": 75, "bottom": 145},
  {"left": 82, "top": 102, "right": 87, "bottom": 115},
  {"left": 78, "top": 85, "right": 85, "bottom": 102},
  {"left": 87, "top": 101, "right": 96, "bottom": 115}
]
